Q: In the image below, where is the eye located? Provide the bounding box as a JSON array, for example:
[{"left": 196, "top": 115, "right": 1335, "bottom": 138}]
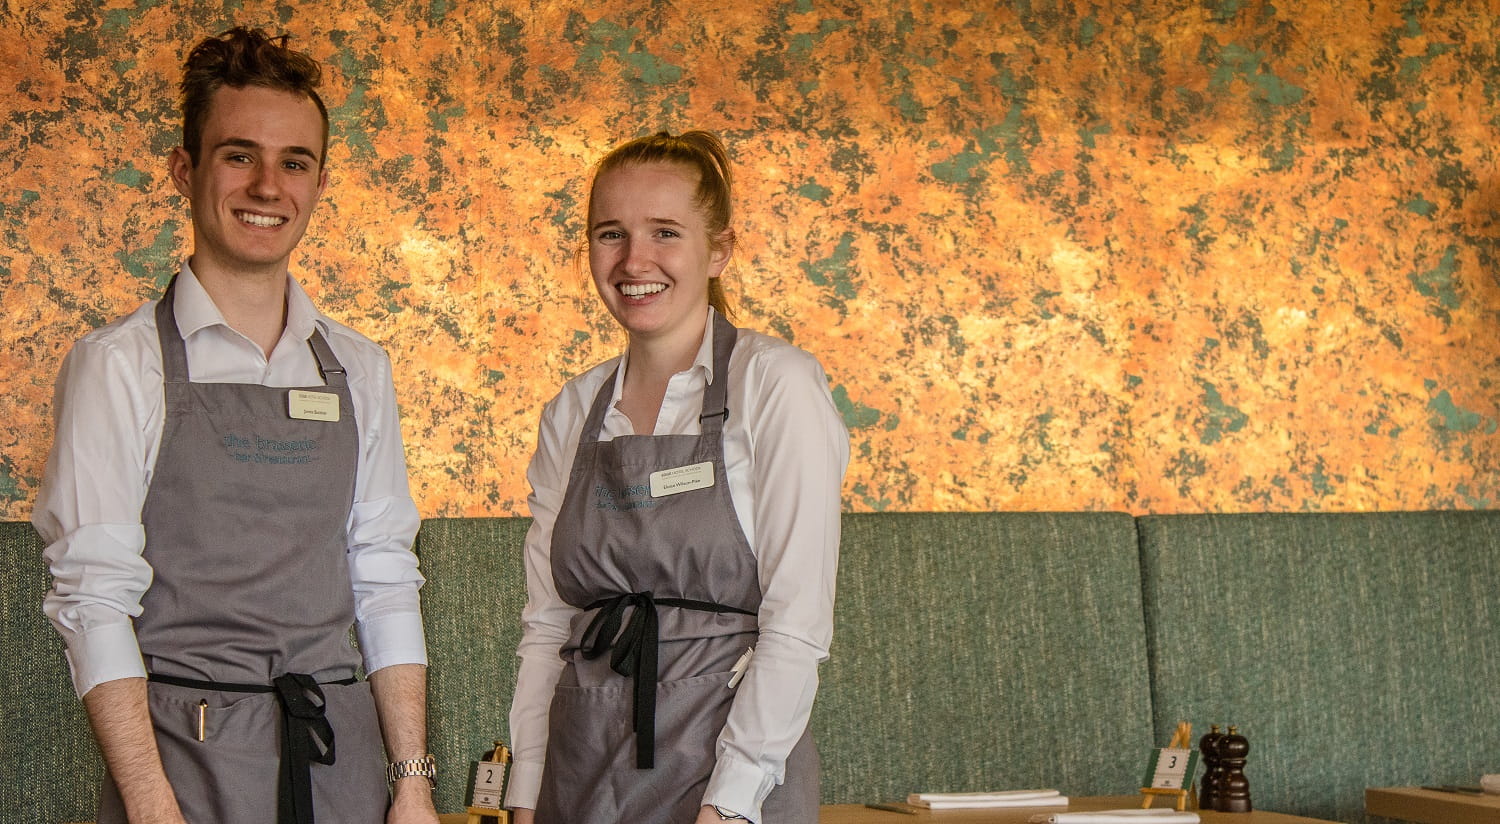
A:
[
  {"left": 596, "top": 229, "right": 624, "bottom": 241},
  {"left": 225, "top": 153, "right": 253, "bottom": 165},
  {"left": 655, "top": 228, "right": 680, "bottom": 239},
  {"left": 282, "top": 159, "right": 310, "bottom": 172}
]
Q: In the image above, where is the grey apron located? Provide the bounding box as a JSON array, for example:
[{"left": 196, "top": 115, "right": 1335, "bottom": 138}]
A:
[
  {"left": 535, "top": 313, "right": 818, "bottom": 824},
  {"left": 97, "top": 277, "right": 387, "bottom": 824}
]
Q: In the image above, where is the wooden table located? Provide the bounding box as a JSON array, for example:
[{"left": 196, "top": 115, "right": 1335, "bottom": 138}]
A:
[
  {"left": 441, "top": 794, "right": 1341, "bottom": 824},
  {"left": 1366, "top": 787, "right": 1500, "bottom": 824}
]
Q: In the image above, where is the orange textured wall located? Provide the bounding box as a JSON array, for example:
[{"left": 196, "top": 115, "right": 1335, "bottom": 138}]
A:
[{"left": 2, "top": 1, "right": 1497, "bottom": 519}]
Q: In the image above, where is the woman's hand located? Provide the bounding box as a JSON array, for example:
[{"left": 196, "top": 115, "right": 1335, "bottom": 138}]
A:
[{"left": 696, "top": 805, "right": 747, "bottom": 823}]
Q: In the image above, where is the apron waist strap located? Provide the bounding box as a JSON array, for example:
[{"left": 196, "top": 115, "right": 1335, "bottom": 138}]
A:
[
  {"left": 147, "top": 671, "right": 357, "bottom": 824},
  {"left": 580, "top": 592, "right": 756, "bottom": 769}
]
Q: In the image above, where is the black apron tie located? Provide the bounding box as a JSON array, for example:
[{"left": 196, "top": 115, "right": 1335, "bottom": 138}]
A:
[
  {"left": 274, "top": 673, "right": 338, "bottom": 824},
  {"left": 148, "top": 671, "right": 354, "bottom": 824},
  {"left": 581, "top": 592, "right": 755, "bottom": 769}
]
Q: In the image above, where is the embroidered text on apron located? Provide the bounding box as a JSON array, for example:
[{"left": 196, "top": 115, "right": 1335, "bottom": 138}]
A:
[
  {"left": 97, "top": 277, "right": 386, "bottom": 824},
  {"left": 535, "top": 312, "right": 819, "bottom": 824}
]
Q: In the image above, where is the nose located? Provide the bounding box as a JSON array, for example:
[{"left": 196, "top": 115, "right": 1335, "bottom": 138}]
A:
[
  {"left": 622, "top": 238, "right": 651, "bottom": 275},
  {"left": 246, "top": 163, "right": 282, "bottom": 200}
]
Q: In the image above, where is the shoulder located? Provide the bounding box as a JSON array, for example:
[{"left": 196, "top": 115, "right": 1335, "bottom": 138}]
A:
[
  {"left": 61, "top": 300, "right": 162, "bottom": 377},
  {"left": 540, "top": 356, "right": 621, "bottom": 427},
  {"left": 728, "top": 327, "right": 833, "bottom": 389},
  {"left": 726, "top": 327, "right": 847, "bottom": 439},
  {"left": 314, "top": 314, "right": 395, "bottom": 378}
]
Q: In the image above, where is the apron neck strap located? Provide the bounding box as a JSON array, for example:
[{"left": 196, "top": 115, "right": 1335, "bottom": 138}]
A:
[
  {"left": 306, "top": 331, "right": 347, "bottom": 388},
  {"left": 154, "top": 276, "right": 192, "bottom": 384},
  {"left": 697, "top": 311, "right": 736, "bottom": 435}
]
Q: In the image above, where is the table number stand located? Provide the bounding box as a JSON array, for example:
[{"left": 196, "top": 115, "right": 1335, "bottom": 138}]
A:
[
  {"left": 1140, "top": 721, "right": 1199, "bottom": 811},
  {"left": 466, "top": 740, "right": 512, "bottom": 824}
]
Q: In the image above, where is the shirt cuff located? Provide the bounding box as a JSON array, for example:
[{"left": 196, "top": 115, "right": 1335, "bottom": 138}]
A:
[
  {"left": 67, "top": 623, "right": 147, "bottom": 698},
  {"left": 703, "top": 752, "right": 777, "bottom": 824},
  {"left": 356, "top": 610, "right": 428, "bottom": 673},
  {"left": 504, "top": 758, "right": 545, "bottom": 810}
]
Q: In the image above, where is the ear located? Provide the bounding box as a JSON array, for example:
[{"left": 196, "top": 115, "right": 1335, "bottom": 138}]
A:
[
  {"left": 707, "top": 229, "right": 734, "bottom": 278},
  {"left": 168, "top": 147, "right": 194, "bottom": 197},
  {"left": 316, "top": 165, "right": 329, "bottom": 199}
]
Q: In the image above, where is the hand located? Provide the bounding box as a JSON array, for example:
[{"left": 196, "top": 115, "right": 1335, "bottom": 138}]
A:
[
  {"left": 386, "top": 777, "right": 439, "bottom": 824},
  {"left": 511, "top": 808, "right": 536, "bottom": 824},
  {"left": 696, "top": 805, "right": 746, "bottom": 824}
]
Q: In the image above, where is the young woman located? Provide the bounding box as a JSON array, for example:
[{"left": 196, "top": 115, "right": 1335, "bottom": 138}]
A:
[{"left": 505, "top": 131, "right": 849, "bottom": 824}]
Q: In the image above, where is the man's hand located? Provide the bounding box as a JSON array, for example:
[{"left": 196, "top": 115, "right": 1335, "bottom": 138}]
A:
[
  {"left": 82, "top": 677, "right": 190, "bottom": 824},
  {"left": 387, "top": 776, "right": 439, "bottom": 824}
]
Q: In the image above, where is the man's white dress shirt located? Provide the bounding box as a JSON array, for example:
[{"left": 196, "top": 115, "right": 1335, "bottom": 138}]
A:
[{"left": 33, "top": 263, "right": 426, "bottom": 697}]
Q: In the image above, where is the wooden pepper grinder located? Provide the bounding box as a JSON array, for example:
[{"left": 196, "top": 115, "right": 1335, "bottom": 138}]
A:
[
  {"left": 1198, "top": 724, "right": 1225, "bottom": 810},
  {"left": 1218, "top": 725, "right": 1252, "bottom": 812}
]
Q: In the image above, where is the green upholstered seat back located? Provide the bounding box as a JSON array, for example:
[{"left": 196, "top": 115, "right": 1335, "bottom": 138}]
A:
[
  {"left": 413, "top": 517, "right": 532, "bottom": 814},
  {"left": 1138, "top": 511, "right": 1500, "bottom": 824},
  {"left": 814, "top": 512, "right": 1155, "bottom": 804},
  {"left": 0, "top": 521, "right": 101, "bottom": 824}
]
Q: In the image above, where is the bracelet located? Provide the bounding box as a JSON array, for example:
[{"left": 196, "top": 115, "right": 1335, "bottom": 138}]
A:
[
  {"left": 386, "top": 753, "right": 437, "bottom": 788},
  {"left": 712, "top": 806, "right": 746, "bottom": 821}
]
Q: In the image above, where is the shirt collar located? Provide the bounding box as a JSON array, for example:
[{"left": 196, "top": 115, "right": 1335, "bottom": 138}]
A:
[
  {"left": 610, "top": 307, "right": 719, "bottom": 404},
  {"left": 172, "top": 260, "right": 322, "bottom": 344}
]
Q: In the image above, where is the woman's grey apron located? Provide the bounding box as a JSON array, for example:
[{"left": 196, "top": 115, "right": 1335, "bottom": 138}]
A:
[
  {"left": 97, "top": 277, "right": 386, "bottom": 824},
  {"left": 535, "top": 313, "right": 818, "bottom": 824}
]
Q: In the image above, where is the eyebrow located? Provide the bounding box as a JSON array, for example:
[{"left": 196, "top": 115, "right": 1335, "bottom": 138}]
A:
[
  {"left": 589, "top": 217, "right": 688, "bottom": 230},
  {"left": 213, "top": 137, "right": 321, "bottom": 162}
]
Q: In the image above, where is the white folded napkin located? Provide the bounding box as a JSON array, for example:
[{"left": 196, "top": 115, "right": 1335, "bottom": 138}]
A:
[
  {"left": 907, "top": 790, "right": 1068, "bottom": 809},
  {"left": 1482, "top": 774, "right": 1500, "bottom": 795},
  {"left": 1033, "top": 810, "right": 1201, "bottom": 824}
]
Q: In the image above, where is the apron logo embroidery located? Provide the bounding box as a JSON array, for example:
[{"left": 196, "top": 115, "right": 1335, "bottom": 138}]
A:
[
  {"left": 221, "top": 433, "right": 320, "bottom": 465},
  {"left": 594, "top": 483, "right": 657, "bottom": 512}
]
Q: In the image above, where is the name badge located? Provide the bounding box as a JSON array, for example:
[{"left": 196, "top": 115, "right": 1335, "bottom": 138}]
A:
[
  {"left": 649, "top": 461, "right": 715, "bottom": 498},
  {"left": 288, "top": 390, "right": 340, "bottom": 422}
]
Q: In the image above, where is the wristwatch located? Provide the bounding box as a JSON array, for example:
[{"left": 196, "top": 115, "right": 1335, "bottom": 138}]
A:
[
  {"left": 386, "top": 753, "right": 437, "bottom": 788},
  {"left": 712, "top": 806, "right": 746, "bottom": 821}
]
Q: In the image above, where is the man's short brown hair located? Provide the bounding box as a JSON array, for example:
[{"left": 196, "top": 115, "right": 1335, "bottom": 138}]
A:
[{"left": 179, "top": 26, "right": 329, "bottom": 165}]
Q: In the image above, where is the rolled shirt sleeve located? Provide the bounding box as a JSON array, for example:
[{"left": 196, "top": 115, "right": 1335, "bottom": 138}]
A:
[
  {"left": 344, "top": 345, "right": 425, "bottom": 674},
  {"left": 35, "top": 333, "right": 158, "bottom": 697},
  {"left": 504, "top": 391, "right": 585, "bottom": 809},
  {"left": 702, "top": 338, "right": 850, "bottom": 822}
]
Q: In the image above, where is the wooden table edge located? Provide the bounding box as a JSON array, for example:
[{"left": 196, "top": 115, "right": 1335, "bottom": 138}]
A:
[
  {"left": 1366, "top": 786, "right": 1500, "bottom": 824},
  {"left": 441, "top": 795, "right": 1345, "bottom": 824}
]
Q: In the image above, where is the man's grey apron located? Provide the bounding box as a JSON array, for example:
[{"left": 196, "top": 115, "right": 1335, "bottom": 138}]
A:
[
  {"left": 535, "top": 313, "right": 818, "bottom": 824},
  {"left": 97, "top": 277, "right": 387, "bottom": 824}
]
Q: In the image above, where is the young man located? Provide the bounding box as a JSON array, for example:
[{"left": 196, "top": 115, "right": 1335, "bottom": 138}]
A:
[{"left": 33, "top": 27, "right": 439, "bottom": 824}]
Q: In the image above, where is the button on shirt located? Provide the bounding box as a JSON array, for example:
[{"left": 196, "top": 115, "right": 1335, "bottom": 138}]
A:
[
  {"left": 507, "top": 309, "right": 850, "bottom": 819},
  {"left": 33, "top": 263, "right": 426, "bottom": 697}
]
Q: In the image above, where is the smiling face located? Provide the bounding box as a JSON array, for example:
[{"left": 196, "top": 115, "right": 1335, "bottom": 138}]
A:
[
  {"left": 588, "top": 161, "right": 731, "bottom": 348},
  {"left": 169, "top": 84, "right": 328, "bottom": 282}
]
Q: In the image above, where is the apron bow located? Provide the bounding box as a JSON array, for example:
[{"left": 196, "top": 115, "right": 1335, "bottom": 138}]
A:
[
  {"left": 274, "top": 672, "right": 338, "bottom": 824},
  {"left": 582, "top": 592, "right": 663, "bottom": 768},
  {"left": 580, "top": 591, "right": 756, "bottom": 769}
]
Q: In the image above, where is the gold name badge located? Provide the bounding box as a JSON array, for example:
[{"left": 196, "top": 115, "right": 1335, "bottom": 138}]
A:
[
  {"left": 288, "top": 390, "right": 340, "bottom": 422},
  {"left": 649, "top": 461, "right": 715, "bottom": 498}
]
